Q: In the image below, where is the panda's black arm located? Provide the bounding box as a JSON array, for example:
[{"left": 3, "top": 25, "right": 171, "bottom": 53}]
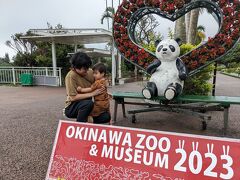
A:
[
  {"left": 176, "top": 58, "right": 188, "bottom": 80},
  {"left": 146, "top": 59, "right": 161, "bottom": 74}
]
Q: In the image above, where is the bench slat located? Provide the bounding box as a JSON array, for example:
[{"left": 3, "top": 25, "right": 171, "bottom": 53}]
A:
[{"left": 111, "top": 92, "right": 240, "bottom": 105}]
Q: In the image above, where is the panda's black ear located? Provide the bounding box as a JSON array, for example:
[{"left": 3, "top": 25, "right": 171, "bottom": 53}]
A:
[
  {"left": 175, "top": 38, "right": 182, "bottom": 46},
  {"left": 155, "top": 40, "right": 161, "bottom": 47}
]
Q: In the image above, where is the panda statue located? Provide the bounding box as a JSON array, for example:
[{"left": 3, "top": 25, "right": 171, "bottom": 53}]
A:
[{"left": 142, "top": 38, "right": 188, "bottom": 100}]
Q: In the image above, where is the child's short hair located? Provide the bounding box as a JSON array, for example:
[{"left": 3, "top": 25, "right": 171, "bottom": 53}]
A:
[{"left": 92, "top": 63, "right": 107, "bottom": 75}]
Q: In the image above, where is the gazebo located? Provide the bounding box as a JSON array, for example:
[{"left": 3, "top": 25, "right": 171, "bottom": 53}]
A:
[{"left": 20, "top": 28, "right": 121, "bottom": 86}]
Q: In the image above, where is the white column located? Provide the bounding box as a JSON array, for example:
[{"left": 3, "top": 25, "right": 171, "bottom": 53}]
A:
[
  {"left": 59, "top": 68, "right": 62, "bottom": 86},
  {"left": 45, "top": 67, "right": 48, "bottom": 76},
  {"left": 74, "top": 44, "right": 77, "bottom": 52},
  {"left": 111, "top": 45, "right": 116, "bottom": 86},
  {"left": 51, "top": 41, "right": 57, "bottom": 76},
  {"left": 12, "top": 67, "right": 16, "bottom": 85},
  {"left": 118, "top": 53, "right": 122, "bottom": 79},
  {"left": 134, "top": 66, "right": 138, "bottom": 79}
]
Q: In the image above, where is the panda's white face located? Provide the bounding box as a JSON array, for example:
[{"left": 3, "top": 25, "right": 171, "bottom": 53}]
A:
[{"left": 155, "top": 39, "right": 180, "bottom": 61}]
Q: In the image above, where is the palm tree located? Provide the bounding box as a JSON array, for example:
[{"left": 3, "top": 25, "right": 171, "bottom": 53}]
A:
[
  {"left": 187, "top": 8, "right": 200, "bottom": 45},
  {"left": 101, "top": 0, "right": 115, "bottom": 30},
  {"left": 185, "top": 12, "right": 191, "bottom": 42},
  {"left": 101, "top": 7, "right": 115, "bottom": 28},
  {"left": 175, "top": 8, "right": 203, "bottom": 45},
  {"left": 195, "top": 25, "right": 206, "bottom": 45},
  {"left": 174, "top": 16, "right": 186, "bottom": 43}
]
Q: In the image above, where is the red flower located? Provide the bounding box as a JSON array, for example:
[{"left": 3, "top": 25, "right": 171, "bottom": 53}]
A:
[
  {"left": 190, "top": 61, "right": 198, "bottom": 69},
  {"left": 129, "top": 4, "right": 137, "bottom": 11},
  {"left": 122, "top": 0, "right": 128, "bottom": 8},
  {"left": 190, "top": 49, "right": 199, "bottom": 59},
  {"left": 223, "top": 7, "right": 234, "bottom": 16},
  {"left": 218, "top": 47, "right": 226, "bottom": 55},
  {"left": 209, "top": 49, "right": 217, "bottom": 58},
  {"left": 199, "top": 47, "right": 208, "bottom": 55},
  {"left": 152, "top": 0, "right": 160, "bottom": 7},
  {"left": 125, "top": 50, "right": 131, "bottom": 58},
  {"left": 225, "top": 37, "right": 233, "bottom": 48},
  {"left": 199, "top": 55, "right": 208, "bottom": 64},
  {"left": 139, "top": 60, "right": 144, "bottom": 65},
  {"left": 120, "top": 26, "right": 127, "bottom": 34},
  {"left": 136, "top": 0, "right": 144, "bottom": 7},
  {"left": 121, "top": 34, "right": 128, "bottom": 40},
  {"left": 119, "top": 46, "right": 125, "bottom": 53},
  {"left": 130, "top": 55, "right": 135, "bottom": 61},
  {"left": 231, "top": 28, "right": 239, "bottom": 39},
  {"left": 175, "top": 0, "right": 185, "bottom": 9},
  {"left": 129, "top": 0, "right": 137, "bottom": 3}
]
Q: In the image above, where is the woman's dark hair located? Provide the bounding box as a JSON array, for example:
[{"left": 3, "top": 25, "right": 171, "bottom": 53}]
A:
[
  {"left": 92, "top": 63, "right": 107, "bottom": 75},
  {"left": 70, "top": 52, "right": 92, "bottom": 69}
]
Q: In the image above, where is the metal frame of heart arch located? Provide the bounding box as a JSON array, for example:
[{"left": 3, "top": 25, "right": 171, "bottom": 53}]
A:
[{"left": 113, "top": 0, "right": 240, "bottom": 76}]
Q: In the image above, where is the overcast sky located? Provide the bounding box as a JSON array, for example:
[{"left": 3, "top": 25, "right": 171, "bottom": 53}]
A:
[{"left": 0, "top": 0, "right": 218, "bottom": 59}]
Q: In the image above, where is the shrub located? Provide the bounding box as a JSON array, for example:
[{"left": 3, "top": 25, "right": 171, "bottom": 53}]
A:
[
  {"left": 183, "top": 65, "right": 214, "bottom": 95},
  {"left": 180, "top": 43, "right": 213, "bottom": 95}
]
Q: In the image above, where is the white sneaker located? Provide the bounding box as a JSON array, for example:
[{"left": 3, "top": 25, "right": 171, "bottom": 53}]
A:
[
  {"left": 142, "top": 88, "right": 152, "bottom": 99},
  {"left": 87, "top": 116, "right": 94, "bottom": 123},
  {"left": 62, "top": 108, "right": 66, "bottom": 117},
  {"left": 165, "top": 88, "right": 175, "bottom": 100}
]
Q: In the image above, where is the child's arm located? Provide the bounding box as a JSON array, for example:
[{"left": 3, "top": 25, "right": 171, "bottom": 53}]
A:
[
  {"left": 77, "top": 86, "right": 92, "bottom": 93},
  {"left": 77, "top": 81, "right": 103, "bottom": 94}
]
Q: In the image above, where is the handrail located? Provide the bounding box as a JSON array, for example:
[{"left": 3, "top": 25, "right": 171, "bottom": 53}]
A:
[
  {"left": 0, "top": 67, "right": 62, "bottom": 86},
  {"left": 0, "top": 66, "right": 62, "bottom": 69}
]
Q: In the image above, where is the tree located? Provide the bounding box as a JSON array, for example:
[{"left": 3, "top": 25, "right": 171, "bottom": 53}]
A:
[
  {"left": 5, "top": 31, "right": 37, "bottom": 55},
  {"left": 174, "top": 16, "right": 186, "bottom": 43},
  {"left": 187, "top": 9, "right": 200, "bottom": 44},
  {"left": 6, "top": 31, "right": 38, "bottom": 66},
  {"left": 6, "top": 23, "right": 76, "bottom": 71},
  {"left": 0, "top": 53, "right": 12, "bottom": 66},
  {"left": 168, "top": 28, "right": 174, "bottom": 39},
  {"left": 195, "top": 25, "right": 206, "bottom": 45},
  {"left": 101, "top": 0, "right": 115, "bottom": 30},
  {"left": 174, "top": 8, "right": 203, "bottom": 45},
  {"left": 13, "top": 53, "right": 37, "bottom": 67},
  {"left": 135, "top": 14, "right": 163, "bottom": 45},
  {"left": 220, "top": 43, "right": 240, "bottom": 67},
  {"left": 101, "top": 7, "right": 115, "bottom": 29},
  {"left": 185, "top": 12, "right": 191, "bottom": 41}
]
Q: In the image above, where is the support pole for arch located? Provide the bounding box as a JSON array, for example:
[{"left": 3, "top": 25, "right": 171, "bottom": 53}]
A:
[
  {"left": 112, "top": 45, "right": 116, "bottom": 86},
  {"left": 51, "top": 41, "right": 57, "bottom": 77}
]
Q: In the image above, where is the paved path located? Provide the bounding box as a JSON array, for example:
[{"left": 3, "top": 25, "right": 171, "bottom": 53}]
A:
[{"left": 0, "top": 73, "right": 240, "bottom": 179}]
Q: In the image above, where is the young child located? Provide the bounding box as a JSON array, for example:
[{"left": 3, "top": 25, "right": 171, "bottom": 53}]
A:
[{"left": 77, "top": 63, "right": 111, "bottom": 123}]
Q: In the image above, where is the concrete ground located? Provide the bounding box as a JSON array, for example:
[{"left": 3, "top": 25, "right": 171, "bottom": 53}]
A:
[{"left": 0, "top": 73, "right": 240, "bottom": 179}]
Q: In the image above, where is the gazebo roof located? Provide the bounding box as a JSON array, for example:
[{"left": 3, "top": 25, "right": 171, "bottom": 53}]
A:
[
  {"left": 72, "top": 48, "right": 112, "bottom": 58},
  {"left": 20, "top": 28, "right": 113, "bottom": 44}
]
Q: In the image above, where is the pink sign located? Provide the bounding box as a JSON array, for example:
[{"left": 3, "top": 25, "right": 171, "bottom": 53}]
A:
[{"left": 46, "top": 120, "right": 240, "bottom": 180}]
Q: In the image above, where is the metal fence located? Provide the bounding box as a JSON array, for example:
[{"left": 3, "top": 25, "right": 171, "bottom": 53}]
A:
[{"left": 0, "top": 67, "right": 62, "bottom": 86}]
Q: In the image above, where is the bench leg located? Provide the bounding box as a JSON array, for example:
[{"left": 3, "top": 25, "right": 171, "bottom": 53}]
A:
[
  {"left": 122, "top": 103, "right": 126, "bottom": 118},
  {"left": 223, "top": 106, "right": 229, "bottom": 135},
  {"left": 113, "top": 100, "right": 118, "bottom": 123}
]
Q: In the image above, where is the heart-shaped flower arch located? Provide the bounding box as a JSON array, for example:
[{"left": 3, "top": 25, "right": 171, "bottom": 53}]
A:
[{"left": 113, "top": 0, "right": 240, "bottom": 76}]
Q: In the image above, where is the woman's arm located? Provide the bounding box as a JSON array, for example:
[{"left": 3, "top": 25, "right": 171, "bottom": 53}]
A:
[{"left": 70, "top": 87, "right": 105, "bottom": 102}]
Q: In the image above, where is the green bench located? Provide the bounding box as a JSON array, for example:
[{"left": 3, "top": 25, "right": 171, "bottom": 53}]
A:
[{"left": 111, "top": 91, "right": 240, "bottom": 135}]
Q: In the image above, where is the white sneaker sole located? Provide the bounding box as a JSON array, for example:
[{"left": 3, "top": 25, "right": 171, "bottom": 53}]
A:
[
  {"left": 165, "top": 89, "right": 175, "bottom": 100},
  {"left": 143, "top": 88, "right": 152, "bottom": 99}
]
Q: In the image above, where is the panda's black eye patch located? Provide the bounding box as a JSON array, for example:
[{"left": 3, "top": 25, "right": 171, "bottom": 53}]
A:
[
  {"left": 157, "top": 45, "right": 163, "bottom": 52},
  {"left": 169, "top": 45, "right": 175, "bottom": 52}
]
